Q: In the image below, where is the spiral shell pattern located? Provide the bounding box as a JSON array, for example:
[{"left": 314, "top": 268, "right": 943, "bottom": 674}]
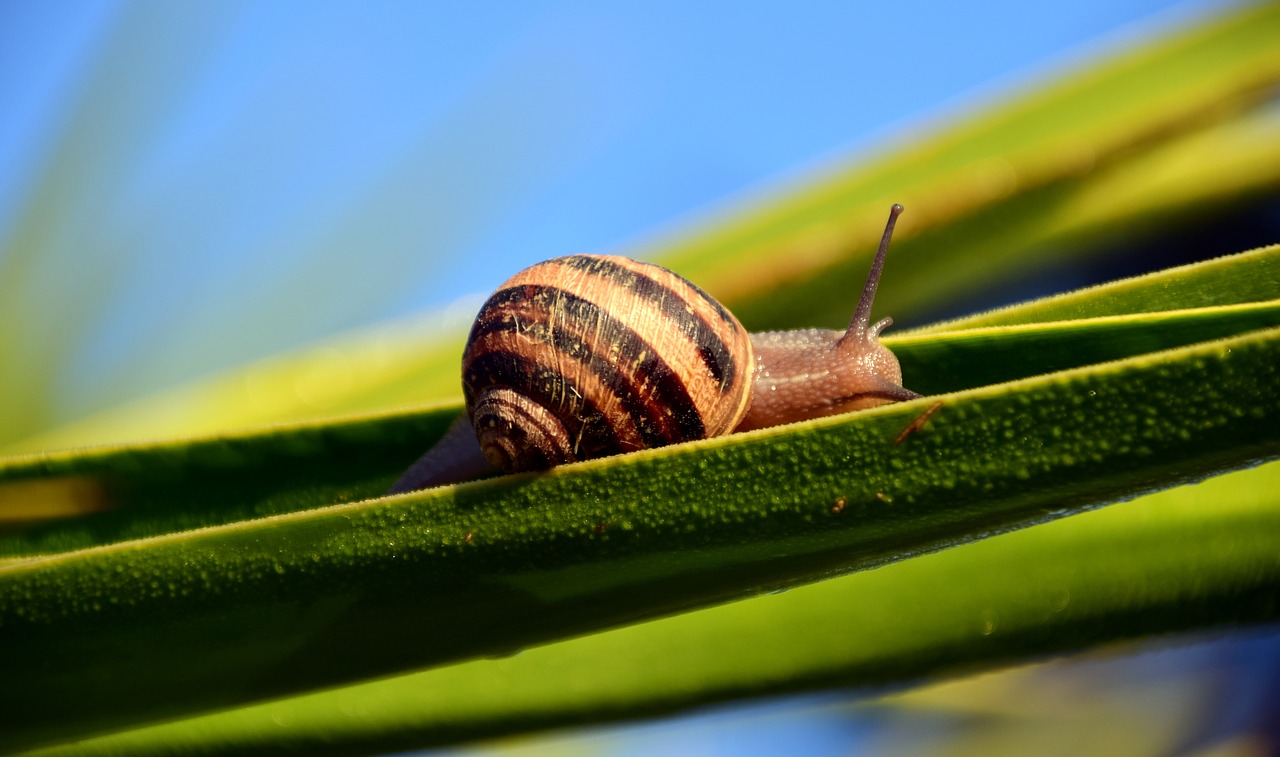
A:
[{"left": 462, "top": 254, "right": 755, "bottom": 472}]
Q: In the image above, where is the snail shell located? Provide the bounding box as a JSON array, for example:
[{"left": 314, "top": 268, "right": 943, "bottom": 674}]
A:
[{"left": 462, "top": 254, "right": 755, "bottom": 473}]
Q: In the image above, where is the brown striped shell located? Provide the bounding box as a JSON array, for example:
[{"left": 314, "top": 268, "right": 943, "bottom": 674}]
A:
[{"left": 461, "top": 254, "right": 755, "bottom": 473}]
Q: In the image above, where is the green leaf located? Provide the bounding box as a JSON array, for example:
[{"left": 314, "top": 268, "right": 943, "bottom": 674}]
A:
[
  {"left": 29, "top": 460, "right": 1279, "bottom": 757},
  {"left": 2, "top": 313, "right": 1277, "bottom": 751},
  {"left": 914, "top": 243, "right": 1280, "bottom": 331},
  {"left": 896, "top": 297, "right": 1280, "bottom": 396}
]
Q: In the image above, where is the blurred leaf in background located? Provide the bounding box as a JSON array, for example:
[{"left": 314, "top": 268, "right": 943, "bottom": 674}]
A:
[{"left": 6, "top": 0, "right": 1268, "bottom": 448}]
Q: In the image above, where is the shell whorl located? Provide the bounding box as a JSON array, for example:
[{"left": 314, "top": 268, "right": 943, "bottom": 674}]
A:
[
  {"left": 471, "top": 387, "right": 576, "bottom": 471},
  {"left": 461, "top": 254, "right": 755, "bottom": 473}
]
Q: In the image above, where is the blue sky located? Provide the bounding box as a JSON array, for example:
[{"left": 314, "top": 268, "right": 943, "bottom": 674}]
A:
[{"left": 0, "top": 0, "right": 1232, "bottom": 427}]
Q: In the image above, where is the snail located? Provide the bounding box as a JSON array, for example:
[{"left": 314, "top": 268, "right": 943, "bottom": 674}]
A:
[{"left": 389, "top": 204, "right": 920, "bottom": 493}]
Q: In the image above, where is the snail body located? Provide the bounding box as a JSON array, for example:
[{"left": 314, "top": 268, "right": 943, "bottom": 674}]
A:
[{"left": 389, "top": 204, "right": 919, "bottom": 494}]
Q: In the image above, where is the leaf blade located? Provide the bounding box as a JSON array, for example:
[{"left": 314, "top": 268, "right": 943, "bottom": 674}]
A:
[
  {"left": 3, "top": 324, "right": 1277, "bottom": 752},
  {"left": 34, "top": 459, "right": 1280, "bottom": 757}
]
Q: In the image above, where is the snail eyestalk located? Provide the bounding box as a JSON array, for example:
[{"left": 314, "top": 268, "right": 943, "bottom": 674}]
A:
[{"left": 842, "top": 203, "right": 904, "bottom": 344}]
